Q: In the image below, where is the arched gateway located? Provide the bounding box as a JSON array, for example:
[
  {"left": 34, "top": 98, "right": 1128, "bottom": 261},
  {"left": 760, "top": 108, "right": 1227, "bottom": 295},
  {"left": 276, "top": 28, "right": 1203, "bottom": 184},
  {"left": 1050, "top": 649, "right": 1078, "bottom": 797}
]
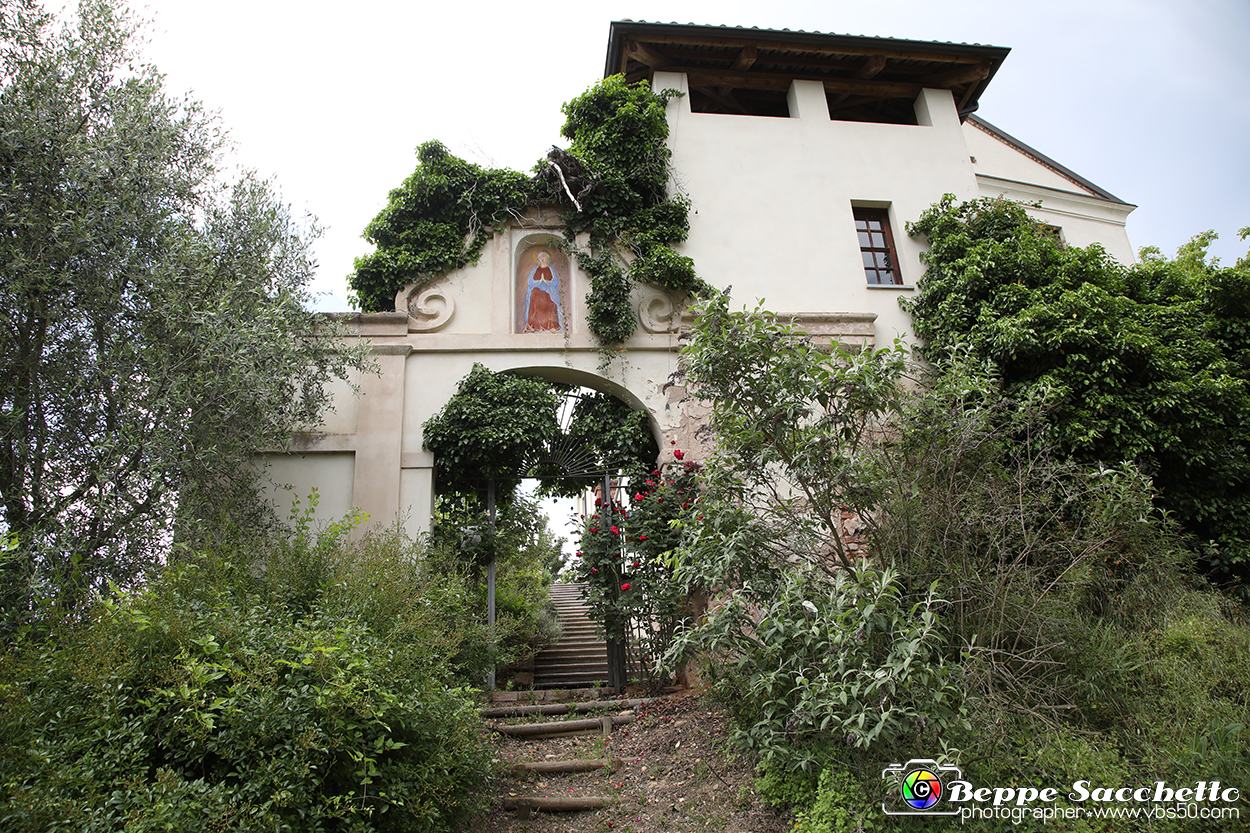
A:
[
  {"left": 265, "top": 21, "right": 1136, "bottom": 537},
  {"left": 262, "top": 209, "right": 876, "bottom": 534}
]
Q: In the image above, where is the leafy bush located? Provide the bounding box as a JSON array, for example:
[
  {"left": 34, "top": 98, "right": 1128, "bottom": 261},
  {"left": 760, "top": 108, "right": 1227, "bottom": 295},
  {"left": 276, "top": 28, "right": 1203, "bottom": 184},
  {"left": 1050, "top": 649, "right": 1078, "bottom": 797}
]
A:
[
  {"left": 350, "top": 141, "right": 535, "bottom": 312},
  {"left": 429, "top": 491, "right": 564, "bottom": 678},
  {"left": 671, "top": 294, "right": 1249, "bottom": 831},
  {"left": 421, "top": 364, "right": 562, "bottom": 502},
  {"left": 671, "top": 562, "right": 965, "bottom": 772},
  {"left": 905, "top": 197, "right": 1250, "bottom": 589},
  {"left": 0, "top": 528, "right": 492, "bottom": 832},
  {"left": 791, "top": 765, "right": 882, "bottom": 833}
]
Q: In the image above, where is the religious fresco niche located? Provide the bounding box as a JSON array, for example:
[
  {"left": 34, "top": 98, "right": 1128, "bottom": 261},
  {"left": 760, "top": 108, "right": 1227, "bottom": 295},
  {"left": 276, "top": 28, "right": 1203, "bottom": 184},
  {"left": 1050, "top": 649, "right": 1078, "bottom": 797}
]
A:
[{"left": 516, "top": 244, "right": 569, "bottom": 334}]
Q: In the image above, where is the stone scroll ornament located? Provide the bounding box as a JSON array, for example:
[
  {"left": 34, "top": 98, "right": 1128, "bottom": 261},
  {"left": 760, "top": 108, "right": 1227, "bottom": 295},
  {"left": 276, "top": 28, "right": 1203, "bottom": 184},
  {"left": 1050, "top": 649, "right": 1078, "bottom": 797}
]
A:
[
  {"left": 401, "top": 283, "right": 455, "bottom": 332},
  {"left": 517, "top": 245, "right": 568, "bottom": 333},
  {"left": 637, "top": 288, "right": 681, "bottom": 333}
]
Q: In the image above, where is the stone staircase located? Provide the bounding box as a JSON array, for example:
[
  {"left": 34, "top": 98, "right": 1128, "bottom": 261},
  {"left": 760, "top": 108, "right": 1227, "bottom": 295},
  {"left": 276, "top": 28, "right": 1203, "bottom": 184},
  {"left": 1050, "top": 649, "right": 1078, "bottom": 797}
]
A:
[{"left": 533, "top": 583, "right": 609, "bottom": 689}]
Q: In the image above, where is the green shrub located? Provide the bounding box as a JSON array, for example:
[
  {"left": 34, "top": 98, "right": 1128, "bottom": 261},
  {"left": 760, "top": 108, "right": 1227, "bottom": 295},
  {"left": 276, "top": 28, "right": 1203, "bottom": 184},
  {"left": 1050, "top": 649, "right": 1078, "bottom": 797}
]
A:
[
  {"left": 792, "top": 765, "right": 881, "bottom": 833},
  {"left": 672, "top": 562, "right": 966, "bottom": 773},
  {"left": 0, "top": 529, "right": 492, "bottom": 832}
]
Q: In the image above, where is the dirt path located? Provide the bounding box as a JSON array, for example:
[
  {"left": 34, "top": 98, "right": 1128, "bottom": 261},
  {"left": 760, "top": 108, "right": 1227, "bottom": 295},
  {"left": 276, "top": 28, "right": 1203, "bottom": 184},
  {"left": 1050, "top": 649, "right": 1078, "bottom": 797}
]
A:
[{"left": 472, "top": 692, "right": 789, "bottom": 832}]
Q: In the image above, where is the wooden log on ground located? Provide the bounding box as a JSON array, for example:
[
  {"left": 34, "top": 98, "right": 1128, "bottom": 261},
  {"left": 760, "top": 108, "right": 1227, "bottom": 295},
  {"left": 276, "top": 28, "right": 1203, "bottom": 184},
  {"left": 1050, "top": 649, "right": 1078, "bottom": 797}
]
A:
[
  {"left": 491, "top": 714, "right": 635, "bottom": 738},
  {"left": 510, "top": 757, "right": 621, "bottom": 777},
  {"left": 481, "top": 697, "right": 654, "bottom": 718},
  {"left": 504, "top": 795, "right": 613, "bottom": 819}
]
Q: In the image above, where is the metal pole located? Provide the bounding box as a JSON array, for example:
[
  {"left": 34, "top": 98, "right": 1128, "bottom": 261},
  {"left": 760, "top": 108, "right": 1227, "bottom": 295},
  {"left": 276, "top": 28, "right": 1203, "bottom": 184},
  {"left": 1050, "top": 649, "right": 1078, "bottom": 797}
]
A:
[{"left": 487, "top": 479, "right": 496, "bottom": 691}]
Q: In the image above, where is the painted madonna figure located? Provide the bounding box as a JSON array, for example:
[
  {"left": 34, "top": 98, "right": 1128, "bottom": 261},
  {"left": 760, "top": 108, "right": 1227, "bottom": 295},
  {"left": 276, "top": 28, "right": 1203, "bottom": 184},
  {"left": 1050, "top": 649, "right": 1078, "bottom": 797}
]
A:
[{"left": 523, "top": 248, "right": 565, "bottom": 332}]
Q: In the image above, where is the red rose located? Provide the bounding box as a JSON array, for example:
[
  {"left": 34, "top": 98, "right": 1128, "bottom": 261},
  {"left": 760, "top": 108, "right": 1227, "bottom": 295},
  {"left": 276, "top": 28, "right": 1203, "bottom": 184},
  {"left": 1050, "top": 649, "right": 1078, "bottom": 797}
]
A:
[
  {"left": 621, "top": 583, "right": 631, "bottom": 591},
  {"left": 610, "top": 525, "right": 620, "bottom": 534},
  {"left": 638, "top": 535, "right": 647, "bottom": 541},
  {"left": 590, "top": 527, "right": 598, "bottom": 533},
  {"left": 634, "top": 493, "right": 645, "bottom": 501},
  {"left": 592, "top": 567, "right": 599, "bottom": 574},
  {"left": 673, "top": 450, "right": 685, "bottom": 460}
]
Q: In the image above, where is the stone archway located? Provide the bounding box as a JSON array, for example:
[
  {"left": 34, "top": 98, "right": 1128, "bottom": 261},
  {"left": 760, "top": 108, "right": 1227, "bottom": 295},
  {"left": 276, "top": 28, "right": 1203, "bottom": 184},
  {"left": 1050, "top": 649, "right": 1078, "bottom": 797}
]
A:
[{"left": 267, "top": 210, "right": 720, "bottom": 538}]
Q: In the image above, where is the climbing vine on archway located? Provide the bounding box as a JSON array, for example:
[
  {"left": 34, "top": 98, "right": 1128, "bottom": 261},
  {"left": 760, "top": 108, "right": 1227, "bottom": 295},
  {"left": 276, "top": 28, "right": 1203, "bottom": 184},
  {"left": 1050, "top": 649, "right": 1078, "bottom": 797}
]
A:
[
  {"left": 349, "top": 76, "right": 712, "bottom": 344},
  {"left": 422, "top": 365, "right": 658, "bottom": 502}
]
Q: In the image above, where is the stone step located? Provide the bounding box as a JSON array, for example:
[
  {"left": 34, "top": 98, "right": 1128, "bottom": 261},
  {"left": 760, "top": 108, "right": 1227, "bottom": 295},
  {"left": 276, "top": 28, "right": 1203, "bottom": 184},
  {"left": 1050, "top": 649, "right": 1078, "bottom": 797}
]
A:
[
  {"left": 532, "top": 672, "right": 612, "bottom": 688},
  {"left": 535, "top": 654, "right": 607, "bottom": 665},
  {"left": 535, "top": 583, "right": 609, "bottom": 687},
  {"left": 552, "top": 625, "right": 600, "bottom": 637},
  {"left": 542, "top": 641, "right": 605, "bottom": 651},
  {"left": 537, "top": 642, "right": 606, "bottom": 654},
  {"left": 534, "top": 664, "right": 610, "bottom": 679},
  {"left": 536, "top": 643, "right": 606, "bottom": 655}
]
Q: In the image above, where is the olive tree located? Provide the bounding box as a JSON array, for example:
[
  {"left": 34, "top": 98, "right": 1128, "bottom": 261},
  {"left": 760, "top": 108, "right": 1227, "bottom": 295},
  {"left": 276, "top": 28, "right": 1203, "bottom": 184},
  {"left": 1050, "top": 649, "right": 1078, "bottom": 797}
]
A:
[{"left": 0, "top": 0, "right": 367, "bottom": 627}]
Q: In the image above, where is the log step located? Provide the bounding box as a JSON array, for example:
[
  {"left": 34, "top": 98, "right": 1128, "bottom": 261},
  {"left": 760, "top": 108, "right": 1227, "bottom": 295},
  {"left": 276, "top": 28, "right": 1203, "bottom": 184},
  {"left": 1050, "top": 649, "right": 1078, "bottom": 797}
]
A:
[
  {"left": 503, "top": 795, "right": 614, "bottom": 818},
  {"left": 492, "top": 714, "right": 634, "bottom": 738},
  {"left": 510, "top": 757, "right": 621, "bottom": 777},
  {"left": 481, "top": 697, "right": 653, "bottom": 718}
]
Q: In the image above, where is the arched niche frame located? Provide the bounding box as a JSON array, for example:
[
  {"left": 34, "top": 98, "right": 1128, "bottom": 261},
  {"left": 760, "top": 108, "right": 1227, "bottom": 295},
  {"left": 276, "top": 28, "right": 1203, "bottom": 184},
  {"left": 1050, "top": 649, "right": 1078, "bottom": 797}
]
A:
[{"left": 513, "top": 234, "right": 573, "bottom": 335}]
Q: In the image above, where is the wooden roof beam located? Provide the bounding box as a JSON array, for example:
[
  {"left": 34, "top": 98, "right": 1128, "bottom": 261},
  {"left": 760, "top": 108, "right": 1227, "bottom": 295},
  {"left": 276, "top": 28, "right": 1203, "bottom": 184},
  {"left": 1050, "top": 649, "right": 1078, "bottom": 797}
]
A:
[
  {"left": 630, "top": 34, "right": 993, "bottom": 64},
  {"left": 719, "top": 45, "right": 758, "bottom": 99},
  {"left": 691, "top": 85, "right": 750, "bottom": 114},
  {"left": 916, "top": 60, "right": 992, "bottom": 89},
  {"left": 854, "top": 55, "right": 887, "bottom": 79},
  {"left": 730, "top": 44, "right": 758, "bottom": 71},
  {"left": 829, "top": 55, "right": 889, "bottom": 108},
  {"left": 682, "top": 67, "right": 923, "bottom": 98},
  {"left": 624, "top": 39, "right": 678, "bottom": 70}
]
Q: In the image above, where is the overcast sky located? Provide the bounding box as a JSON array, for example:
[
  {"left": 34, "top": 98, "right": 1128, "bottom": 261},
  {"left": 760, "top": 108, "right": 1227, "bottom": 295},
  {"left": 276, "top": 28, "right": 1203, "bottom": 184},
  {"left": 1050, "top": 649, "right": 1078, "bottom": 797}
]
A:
[{"left": 106, "top": 0, "right": 1249, "bottom": 311}]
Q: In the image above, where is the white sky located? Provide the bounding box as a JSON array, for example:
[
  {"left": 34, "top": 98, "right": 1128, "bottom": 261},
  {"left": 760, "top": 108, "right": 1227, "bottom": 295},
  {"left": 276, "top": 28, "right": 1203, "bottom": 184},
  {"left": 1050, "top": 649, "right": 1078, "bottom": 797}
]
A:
[{"left": 105, "top": 0, "right": 1250, "bottom": 311}]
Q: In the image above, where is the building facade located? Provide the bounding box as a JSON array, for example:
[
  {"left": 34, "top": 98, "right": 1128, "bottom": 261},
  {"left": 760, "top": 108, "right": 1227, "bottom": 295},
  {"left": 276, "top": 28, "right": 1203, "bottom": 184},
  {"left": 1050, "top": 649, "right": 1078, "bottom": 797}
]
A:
[{"left": 264, "top": 22, "right": 1136, "bottom": 535}]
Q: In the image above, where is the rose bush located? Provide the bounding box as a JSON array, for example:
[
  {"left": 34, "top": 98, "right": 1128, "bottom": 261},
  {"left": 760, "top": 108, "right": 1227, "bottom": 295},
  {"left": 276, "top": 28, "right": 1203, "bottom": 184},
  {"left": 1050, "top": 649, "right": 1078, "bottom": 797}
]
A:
[{"left": 575, "top": 455, "right": 700, "bottom": 691}]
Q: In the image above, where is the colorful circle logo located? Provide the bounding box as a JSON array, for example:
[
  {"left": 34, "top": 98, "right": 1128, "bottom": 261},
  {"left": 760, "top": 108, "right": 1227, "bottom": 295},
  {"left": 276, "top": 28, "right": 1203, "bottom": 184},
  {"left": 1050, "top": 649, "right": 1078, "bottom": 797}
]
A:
[{"left": 900, "top": 767, "right": 943, "bottom": 810}]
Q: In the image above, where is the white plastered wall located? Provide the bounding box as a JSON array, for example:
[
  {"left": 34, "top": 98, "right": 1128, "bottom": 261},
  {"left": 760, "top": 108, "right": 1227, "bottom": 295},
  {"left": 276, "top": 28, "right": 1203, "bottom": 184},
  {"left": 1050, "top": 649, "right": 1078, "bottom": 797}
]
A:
[
  {"left": 657, "top": 72, "right": 984, "bottom": 345},
  {"left": 963, "top": 120, "right": 1136, "bottom": 263},
  {"left": 260, "top": 451, "right": 356, "bottom": 530}
]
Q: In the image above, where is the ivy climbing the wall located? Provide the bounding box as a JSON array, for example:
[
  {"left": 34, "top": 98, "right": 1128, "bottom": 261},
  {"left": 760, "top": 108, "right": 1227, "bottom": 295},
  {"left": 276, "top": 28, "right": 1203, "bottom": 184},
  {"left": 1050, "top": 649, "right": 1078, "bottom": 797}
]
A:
[
  {"left": 350, "top": 142, "right": 533, "bottom": 313},
  {"left": 349, "top": 76, "right": 711, "bottom": 344}
]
